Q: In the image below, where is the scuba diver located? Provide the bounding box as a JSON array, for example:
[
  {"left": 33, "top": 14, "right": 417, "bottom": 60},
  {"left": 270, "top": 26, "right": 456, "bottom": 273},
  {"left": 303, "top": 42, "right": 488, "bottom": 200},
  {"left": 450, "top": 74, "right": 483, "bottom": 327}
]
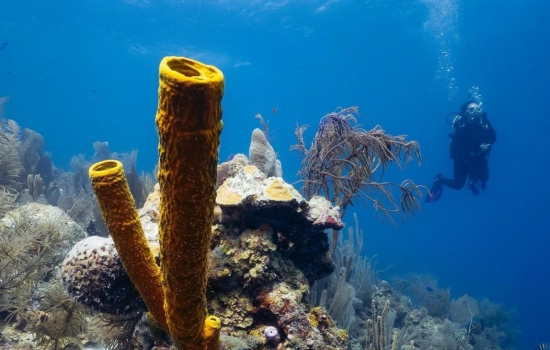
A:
[{"left": 426, "top": 100, "right": 497, "bottom": 202}]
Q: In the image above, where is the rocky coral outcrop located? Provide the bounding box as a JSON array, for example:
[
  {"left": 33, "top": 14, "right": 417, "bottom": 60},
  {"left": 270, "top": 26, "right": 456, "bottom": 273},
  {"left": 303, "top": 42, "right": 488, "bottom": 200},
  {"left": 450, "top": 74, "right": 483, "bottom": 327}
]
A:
[
  {"left": 216, "top": 165, "right": 341, "bottom": 228},
  {"left": 216, "top": 164, "right": 341, "bottom": 282},
  {"left": 61, "top": 165, "right": 346, "bottom": 349},
  {"left": 208, "top": 222, "right": 346, "bottom": 349}
]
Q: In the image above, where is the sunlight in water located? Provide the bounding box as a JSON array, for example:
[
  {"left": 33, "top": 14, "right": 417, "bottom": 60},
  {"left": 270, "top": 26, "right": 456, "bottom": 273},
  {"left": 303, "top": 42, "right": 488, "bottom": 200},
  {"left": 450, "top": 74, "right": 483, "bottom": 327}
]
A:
[{"left": 421, "top": 0, "right": 459, "bottom": 100}]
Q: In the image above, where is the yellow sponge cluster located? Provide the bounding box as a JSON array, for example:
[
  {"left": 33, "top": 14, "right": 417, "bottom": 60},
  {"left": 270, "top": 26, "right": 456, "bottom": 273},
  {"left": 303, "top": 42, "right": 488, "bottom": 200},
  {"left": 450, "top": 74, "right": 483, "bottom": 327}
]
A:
[{"left": 90, "top": 56, "right": 223, "bottom": 350}]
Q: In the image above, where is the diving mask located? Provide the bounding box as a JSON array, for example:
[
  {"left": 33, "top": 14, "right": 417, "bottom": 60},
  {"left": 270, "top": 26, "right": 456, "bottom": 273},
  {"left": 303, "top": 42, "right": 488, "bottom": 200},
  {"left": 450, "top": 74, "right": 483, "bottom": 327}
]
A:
[
  {"left": 465, "top": 103, "right": 483, "bottom": 124},
  {"left": 466, "top": 103, "right": 482, "bottom": 116}
]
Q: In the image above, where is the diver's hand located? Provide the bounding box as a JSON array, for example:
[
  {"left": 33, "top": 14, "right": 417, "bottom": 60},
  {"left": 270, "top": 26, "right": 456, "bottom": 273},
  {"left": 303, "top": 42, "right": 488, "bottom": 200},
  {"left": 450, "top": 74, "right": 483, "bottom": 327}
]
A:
[{"left": 480, "top": 143, "right": 491, "bottom": 152}]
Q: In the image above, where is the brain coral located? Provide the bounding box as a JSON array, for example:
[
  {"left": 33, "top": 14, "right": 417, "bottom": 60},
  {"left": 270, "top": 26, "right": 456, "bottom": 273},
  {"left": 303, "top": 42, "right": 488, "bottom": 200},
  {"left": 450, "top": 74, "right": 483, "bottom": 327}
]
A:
[{"left": 61, "top": 236, "right": 145, "bottom": 315}]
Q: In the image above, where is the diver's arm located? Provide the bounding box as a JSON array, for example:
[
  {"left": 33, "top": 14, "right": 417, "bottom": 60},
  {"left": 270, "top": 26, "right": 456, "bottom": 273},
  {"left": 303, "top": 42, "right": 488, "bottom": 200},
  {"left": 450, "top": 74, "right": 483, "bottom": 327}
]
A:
[
  {"left": 471, "top": 145, "right": 489, "bottom": 156},
  {"left": 449, "top": 114, "right": 463, "bottom": 138},
  {"left": 470, "top": 115, "right": 496, "bottom": 156}
]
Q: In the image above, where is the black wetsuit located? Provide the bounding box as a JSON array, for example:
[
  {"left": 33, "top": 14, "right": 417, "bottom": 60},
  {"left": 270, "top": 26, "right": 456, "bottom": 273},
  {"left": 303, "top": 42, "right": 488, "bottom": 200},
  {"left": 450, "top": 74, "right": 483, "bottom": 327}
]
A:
[{"left": 443, "top": 112, "right": 497, "bottom": 190}]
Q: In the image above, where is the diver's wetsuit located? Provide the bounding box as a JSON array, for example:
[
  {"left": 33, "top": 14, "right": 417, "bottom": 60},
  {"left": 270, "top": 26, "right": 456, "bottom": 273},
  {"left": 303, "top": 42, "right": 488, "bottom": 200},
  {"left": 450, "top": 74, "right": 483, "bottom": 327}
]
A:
[{"left": 444, "top": 112, "right": 497, "bottom": 190}]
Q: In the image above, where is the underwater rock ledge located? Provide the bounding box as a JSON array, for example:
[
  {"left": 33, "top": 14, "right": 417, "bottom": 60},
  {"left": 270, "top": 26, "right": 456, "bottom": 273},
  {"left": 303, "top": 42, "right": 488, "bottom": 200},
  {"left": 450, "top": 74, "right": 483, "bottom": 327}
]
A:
[{"left": 216, "top": 164, "right": 342, "bottom": 283}]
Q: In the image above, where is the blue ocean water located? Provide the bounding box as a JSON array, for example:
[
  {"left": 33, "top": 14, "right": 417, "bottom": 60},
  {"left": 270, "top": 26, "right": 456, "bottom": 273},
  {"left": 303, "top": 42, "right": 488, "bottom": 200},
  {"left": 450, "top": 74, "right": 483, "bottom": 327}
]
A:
[{"left": 0, "top": 0, "right": 548, "bottom": 348}]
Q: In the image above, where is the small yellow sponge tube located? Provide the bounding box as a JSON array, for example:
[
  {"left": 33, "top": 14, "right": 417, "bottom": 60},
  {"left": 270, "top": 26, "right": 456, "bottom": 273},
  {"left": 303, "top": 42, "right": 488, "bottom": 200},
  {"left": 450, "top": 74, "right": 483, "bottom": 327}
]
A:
[
  {"left": 89, "top": 160, "right": 167, "bottom": 330},
  {"left": 156, "top": 57, "right": 224, "bottom": 349},
  {"left": 204, "top": 315, "right": 221, "bottom": 350}
]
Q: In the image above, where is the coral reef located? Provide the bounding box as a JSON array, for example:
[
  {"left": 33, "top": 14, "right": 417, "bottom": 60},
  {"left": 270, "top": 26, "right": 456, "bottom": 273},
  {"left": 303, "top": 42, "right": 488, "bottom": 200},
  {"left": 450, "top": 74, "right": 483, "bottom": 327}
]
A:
[
  {"left": 0, "top": 132, "right": 512, "bottom": 350},
  {"left": 0, "top": 78, "right": 516, "bottom": 350},
  {"left": 62, "top": 164, "right": 348, "bottom": 349}
]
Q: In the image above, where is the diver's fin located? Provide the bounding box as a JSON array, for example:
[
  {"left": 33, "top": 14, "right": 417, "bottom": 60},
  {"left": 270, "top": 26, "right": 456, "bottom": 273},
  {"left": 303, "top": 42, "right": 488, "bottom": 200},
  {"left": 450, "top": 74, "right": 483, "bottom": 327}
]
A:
[
  {"left": 425, "top": 175, "right": 445, "bottom": 203},
  {"left": 470, "top": 180, "right": 486, "bottom": 196},
  {"left": 425, "top": 187, "right": 443, "bottom": 202}
]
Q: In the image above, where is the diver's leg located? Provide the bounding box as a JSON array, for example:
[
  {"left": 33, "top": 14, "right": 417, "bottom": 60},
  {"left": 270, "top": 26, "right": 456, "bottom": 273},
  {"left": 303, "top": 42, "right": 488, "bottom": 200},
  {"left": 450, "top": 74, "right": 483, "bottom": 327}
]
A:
[
  {"left": 468, "top": 156, "right": 488, "bottom": 181},
  {"left": 443, "top": 160, "right": 468, "bottom": 190},
  {"left": 468, "top": 156, "right": 488, "bottom": 195},
  {"left": 426, "top": 160, "right": 467, "bottom": 202}
]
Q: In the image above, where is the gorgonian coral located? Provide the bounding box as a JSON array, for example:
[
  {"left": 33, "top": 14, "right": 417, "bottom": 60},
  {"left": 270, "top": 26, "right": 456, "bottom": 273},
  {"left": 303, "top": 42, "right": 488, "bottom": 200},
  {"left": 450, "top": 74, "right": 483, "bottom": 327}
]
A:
[{"left": 292, "top": 106, "right": 423, "bottom": 225}]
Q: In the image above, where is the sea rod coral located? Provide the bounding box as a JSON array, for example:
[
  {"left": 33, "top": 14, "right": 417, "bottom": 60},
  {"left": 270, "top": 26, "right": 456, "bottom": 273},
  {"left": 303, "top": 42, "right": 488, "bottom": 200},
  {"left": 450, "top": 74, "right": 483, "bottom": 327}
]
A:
[
  {"left": 292, "top": 106, "right": 424, "bottom": 249},
  {"left": 292, "top": 106, "right": 423, "bottom": 224}
]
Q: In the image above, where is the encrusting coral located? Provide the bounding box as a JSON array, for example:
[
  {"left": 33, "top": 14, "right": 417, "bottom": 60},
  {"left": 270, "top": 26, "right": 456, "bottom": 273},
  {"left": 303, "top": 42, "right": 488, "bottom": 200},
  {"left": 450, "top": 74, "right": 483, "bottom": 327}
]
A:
[{"left": 216, "top": 153, "right": 249, "bottom": 189}]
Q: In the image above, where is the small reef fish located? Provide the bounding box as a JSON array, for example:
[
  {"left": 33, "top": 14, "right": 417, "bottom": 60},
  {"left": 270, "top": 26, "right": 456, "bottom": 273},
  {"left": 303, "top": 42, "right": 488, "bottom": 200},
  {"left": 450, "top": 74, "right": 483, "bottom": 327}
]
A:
[
  {"left": 272, "top": 107, "right": 277, "bottom": 114},
  {"left": 425, "top": 286, "right": 434, "bottom": 292},
  {"left": 536, "top": 343, "right": 549, "bottom": 350},
  {"left": 0, "top": 42, "right": 8, "bottom": 51}
]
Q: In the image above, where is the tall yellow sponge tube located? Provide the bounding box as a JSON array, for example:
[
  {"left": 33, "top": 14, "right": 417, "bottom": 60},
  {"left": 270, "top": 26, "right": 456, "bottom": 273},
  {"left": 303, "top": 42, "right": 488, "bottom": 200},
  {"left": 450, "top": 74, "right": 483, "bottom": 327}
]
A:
[
  {"left": 156, "top": 57, "right": 224, "bottom": 349},
  {"left": 88, "top": 160, "right": 167, "bottom": 330}
]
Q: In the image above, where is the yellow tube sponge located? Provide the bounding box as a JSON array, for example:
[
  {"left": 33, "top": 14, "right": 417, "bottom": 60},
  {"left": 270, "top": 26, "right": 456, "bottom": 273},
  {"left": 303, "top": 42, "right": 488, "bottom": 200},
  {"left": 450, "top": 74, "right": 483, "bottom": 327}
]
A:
[
  {"left": 204, "top": 315, "right": 221, "bottom": 350},
  {"left": 155, "top": 56, "right": 224, "bottom": 349},
  {"left": 88, "top": 160, "right": 167, "bottom": 330}
]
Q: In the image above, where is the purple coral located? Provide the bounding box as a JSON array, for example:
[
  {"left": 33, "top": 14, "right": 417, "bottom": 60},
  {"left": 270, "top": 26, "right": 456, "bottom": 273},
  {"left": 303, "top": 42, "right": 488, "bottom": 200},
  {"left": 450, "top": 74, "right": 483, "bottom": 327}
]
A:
[{"left": 264, "top": 326, "right": 278, "bottom": 341}]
